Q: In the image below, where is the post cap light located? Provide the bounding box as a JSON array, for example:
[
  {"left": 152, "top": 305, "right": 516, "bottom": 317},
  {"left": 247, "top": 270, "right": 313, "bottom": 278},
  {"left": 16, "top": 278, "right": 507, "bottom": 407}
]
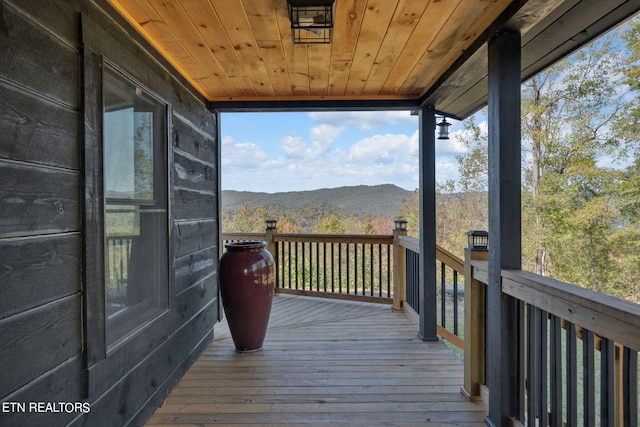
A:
[
  {"left": 287, "top": 0, "right": 335, "bottom": 44},
  {"left": 394, "top": 219, "right": 408, "bottom": 231},
  {"left": 466, "top": 230, "right": 488, "bottom": 251},
  {"left": 266, "top": 219, "right": 277, "bottom": 230}
]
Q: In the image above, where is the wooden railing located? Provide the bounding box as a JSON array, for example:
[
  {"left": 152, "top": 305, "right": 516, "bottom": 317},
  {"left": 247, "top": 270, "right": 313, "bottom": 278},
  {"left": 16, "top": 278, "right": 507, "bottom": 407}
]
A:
[
  {"left": 223, "top": 227, "right": 467, "bottom": 348},
  {"left": 222, "top": 231, "right": 394, "bottom": 304},
  {"left": 396, "top": 234, "right": 465, "bottom": 350},
  {"left": 105, "top": 234, "right": 137, "bottom": 303},
  {"left": 273, "top": 233, "right": 393, "bottom": 302},
  {"left": 467, "top": 256, "right": 640, "bottom": 426},
  {"left": 224, "top": 225, "right": 640, "bottom": 425}
]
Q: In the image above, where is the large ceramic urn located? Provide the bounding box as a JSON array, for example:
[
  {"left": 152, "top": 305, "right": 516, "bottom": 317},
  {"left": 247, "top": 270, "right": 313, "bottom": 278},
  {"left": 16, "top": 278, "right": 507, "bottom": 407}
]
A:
[{"left": 219, "top": 241, "right": 275, "bottom": 352}]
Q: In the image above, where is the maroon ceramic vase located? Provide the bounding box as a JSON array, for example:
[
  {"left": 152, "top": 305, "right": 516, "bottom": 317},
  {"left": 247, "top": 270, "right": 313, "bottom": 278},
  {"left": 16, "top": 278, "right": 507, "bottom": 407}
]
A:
[{"left": 219, "top": 241, "right": 275, "bottom": 352}]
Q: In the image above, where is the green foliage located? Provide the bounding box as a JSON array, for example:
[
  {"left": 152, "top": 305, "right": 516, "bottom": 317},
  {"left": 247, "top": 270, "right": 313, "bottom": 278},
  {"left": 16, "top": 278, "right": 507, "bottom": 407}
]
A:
[
  {"left": 222, "top": 185, "right": 410, "bottom": 234},
  {"left": 314, "top": 214, "right": 345, "bottom": 234},
  {"left": 412, "top": 27, "right": 640, "bottom": 302},
  {"left": 223, "top": 185, "right": 413, "bottom": 219},
  {"left": 221, "top": 201, "right": 271, "bottom": 232},
  {"left": 222, "top": 199, "right": 390, "bottom": 235}
]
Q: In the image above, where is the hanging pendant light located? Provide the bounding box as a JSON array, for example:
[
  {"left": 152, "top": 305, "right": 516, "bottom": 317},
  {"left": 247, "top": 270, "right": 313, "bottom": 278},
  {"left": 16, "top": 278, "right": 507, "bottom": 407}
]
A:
[{"left": 437, "top": 117, "right": 451, "bottom": 140}]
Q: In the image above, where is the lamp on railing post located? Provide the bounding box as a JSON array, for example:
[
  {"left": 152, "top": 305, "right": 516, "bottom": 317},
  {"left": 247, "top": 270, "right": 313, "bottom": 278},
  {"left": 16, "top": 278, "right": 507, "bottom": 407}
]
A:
[
  {"left": 467, "top": 230, "right": 488, "bottom": 251},
  {"left": 394, "top": 219, "right": 408, "bottom": 232},
  {"left": 392, "top": 219, "right": 408, "bottom": 312},
  {"left": 462, "top": 230, "right": 489, "bottom": 401}
]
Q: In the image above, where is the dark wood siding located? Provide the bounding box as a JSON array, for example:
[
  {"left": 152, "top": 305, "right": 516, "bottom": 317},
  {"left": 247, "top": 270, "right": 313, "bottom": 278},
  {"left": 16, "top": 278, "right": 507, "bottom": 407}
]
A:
[
  {"left": 0, "top": 2, "right": 84, "bottom": 426},
  {"left": 0, "top": 0, "right": 220, "bottom": 425}
]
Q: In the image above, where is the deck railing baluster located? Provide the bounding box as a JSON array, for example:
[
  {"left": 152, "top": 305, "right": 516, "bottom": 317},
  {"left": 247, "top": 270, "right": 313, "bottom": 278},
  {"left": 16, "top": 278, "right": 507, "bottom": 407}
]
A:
[
  {"left": 353, "top": 243, "right": 357, "bottom": 295},
  {"left": 600, "top": 337, "right": 615, "bottom": 427},
  {"left": 550, "top": 315, "right": 562, "bottom": 427},
  {"left": 369, "top": 243, "right": 373, "bottom": 296},
  {"left": 440, "top": 262, "right": 446, "bottom": 330},
  {"left": 566, "top": 321, "right": 578, "bottom": 427},
  {"left": 623, "top": 347, "right": 638, "bottom": 426},
  {"left": 527, "top": 305, "right": 540, "bottom": 427},
  {"left": 323, "top": 242, "right": 327, "bottom": 292},
  {"left": 541, "top": 310, "right": 548, "bottom": 427},
  {"left": 377, "top": 244, "right": 382, "bottom": 297},
  {"left": 453, "top": 270, "right": 459, "bottom": 336},
  {"left": 583, "top": 329, "right": 596, "bottom": 427},
  {"left": 288, "top": 241, "right": 292, "bottom": 289},
  {"left": 315, "top": 241, "right": 320, "bottom": 291},
  {"left": 295, "top": 241, "right": 300, "bottom": 290}
]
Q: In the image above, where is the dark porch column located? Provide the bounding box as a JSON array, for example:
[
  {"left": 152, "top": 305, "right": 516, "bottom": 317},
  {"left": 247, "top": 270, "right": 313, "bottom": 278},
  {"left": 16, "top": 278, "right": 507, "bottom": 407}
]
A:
[
  {"left": 418, "top": 105, "right": 438, "bottom": 341},
  {"left": 485, "top": 30, "right": 523, "bottom": 426}
]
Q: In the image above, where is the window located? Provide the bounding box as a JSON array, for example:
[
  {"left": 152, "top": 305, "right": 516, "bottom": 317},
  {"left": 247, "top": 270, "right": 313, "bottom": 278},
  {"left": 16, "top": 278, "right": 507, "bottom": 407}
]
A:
[{"left": 103, "top": 66, "right": 169, "bottom": 347}]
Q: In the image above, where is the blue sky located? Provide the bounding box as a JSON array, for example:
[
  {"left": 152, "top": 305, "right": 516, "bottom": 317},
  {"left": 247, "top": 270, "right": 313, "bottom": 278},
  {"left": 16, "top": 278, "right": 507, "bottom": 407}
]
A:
[
  {"left": 220, "top": 15, "right": 638, "bottom": 194},
  {"left": 221, "top": 111, "right": 470, "bottom": 193}
]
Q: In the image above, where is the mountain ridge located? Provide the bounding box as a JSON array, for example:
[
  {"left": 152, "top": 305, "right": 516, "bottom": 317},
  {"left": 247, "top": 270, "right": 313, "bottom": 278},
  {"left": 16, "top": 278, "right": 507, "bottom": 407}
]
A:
[{"left": 222, "top": 184, "right": 415, "bottom": 219}]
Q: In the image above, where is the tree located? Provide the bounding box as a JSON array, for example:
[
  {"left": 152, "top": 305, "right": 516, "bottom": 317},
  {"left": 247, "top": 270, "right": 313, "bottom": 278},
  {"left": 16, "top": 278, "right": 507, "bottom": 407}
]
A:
[
  {"left": 314, "top": 214, "right": 345, "bottom": 234},
  {"left": 397, "top": 116, "right": 489, "bottom": 257},
  {"left": 437, "top": 116, "right": 489, "bottom": 256},
  {"left": 605, "top": 17, "right": 640, "bottom": 300},
  {"left": 222, "top": 202, "right": 272, "bottom": 232},
  {"left": 521, "top": 33, "right": 625, "bottom": 289},
  {"left": 398, "top": 190, "right": 419, "bottom": 238}
]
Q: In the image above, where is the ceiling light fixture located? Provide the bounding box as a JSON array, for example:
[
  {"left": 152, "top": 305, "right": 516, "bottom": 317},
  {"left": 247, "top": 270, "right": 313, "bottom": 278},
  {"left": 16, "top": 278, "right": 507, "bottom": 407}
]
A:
[
  {"left": 287, "top": 0, "right": 335, "bottom": 44},
  {"left": 437, "top": 117, "right": 451, "bottom": 140}
]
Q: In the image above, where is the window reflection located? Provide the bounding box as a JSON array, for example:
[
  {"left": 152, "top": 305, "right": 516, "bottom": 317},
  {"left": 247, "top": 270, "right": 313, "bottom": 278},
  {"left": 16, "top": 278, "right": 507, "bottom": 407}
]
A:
[{"left": 103, "top": 67, "right": 168, "bottom": 347}]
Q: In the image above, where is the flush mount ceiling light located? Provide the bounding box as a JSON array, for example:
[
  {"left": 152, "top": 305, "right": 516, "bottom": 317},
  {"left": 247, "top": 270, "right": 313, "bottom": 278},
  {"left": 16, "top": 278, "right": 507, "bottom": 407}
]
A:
[{"left": 287, "top": 0, "right": 335, "bottom": 44}]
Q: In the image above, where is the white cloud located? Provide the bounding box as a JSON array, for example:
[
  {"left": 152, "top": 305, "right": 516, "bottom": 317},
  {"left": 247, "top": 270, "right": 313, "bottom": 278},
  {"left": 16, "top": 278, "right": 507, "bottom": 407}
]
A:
[
  {"left": 280, "top": 136, "right": 307, "bottom": 159},
  {"left": 309, "top": 111, "right": 417, "bottom": 130},
  {"left": 309, "top": 124, "right": 344, "bottom": 157},
  {"left": 346, "top": 133, "right": 413, "bottom": 164},
  {"left": 407, "top": 130, "right": 419, "bottom": 157},
  {"left": 436, "top": 162, "right": 460, "bottom": 184},
  {"left": 222, "top": 115, "right": 471, "bottom": 192},
  {"left": 221, "top": 138, "right": 268, "bottom": 167}
]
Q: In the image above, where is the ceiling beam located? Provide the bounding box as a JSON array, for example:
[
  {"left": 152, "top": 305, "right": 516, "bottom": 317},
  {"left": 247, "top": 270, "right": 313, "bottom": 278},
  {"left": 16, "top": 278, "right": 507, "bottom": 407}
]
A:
[{"left": 208, "top": 98, "right": 421, "bottom": 112}]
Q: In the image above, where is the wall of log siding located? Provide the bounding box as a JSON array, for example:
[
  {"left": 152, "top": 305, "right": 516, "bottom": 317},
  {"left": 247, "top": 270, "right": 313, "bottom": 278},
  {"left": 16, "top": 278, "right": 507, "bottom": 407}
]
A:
[{"left": 0, "top": 1, "right": 219, "bottom": 425}]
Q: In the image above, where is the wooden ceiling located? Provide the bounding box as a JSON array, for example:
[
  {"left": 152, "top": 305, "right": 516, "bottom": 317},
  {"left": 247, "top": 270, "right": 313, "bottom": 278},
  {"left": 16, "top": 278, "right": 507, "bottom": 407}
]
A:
[
  {"left": 107, "top": 0, "right": 640, "bottom": 118},
  {"left": 107, "top": 0, "right": 512, "bottom": 101}
]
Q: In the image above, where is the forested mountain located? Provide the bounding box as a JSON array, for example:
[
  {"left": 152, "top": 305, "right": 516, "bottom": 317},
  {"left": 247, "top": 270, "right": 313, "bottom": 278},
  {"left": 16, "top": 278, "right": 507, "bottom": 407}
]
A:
[
  {"left": 221, "top": 18, "right": 640, "bottom": 303},
  {"left": 222, "top": 184, "right": 414, "bottom": 220}
]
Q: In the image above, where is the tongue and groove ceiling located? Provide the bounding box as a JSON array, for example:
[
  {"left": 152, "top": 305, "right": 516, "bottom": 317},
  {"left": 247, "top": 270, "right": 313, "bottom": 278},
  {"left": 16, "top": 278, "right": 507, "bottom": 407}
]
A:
[{"left": 107, "top": 0, "right": 640, "bottom": 118}]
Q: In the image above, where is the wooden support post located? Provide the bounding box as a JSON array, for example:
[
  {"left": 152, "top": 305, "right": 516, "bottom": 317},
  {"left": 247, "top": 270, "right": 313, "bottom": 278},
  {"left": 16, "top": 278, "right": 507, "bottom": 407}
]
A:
[
  {"left": 462, "top": 246, "right": 488, "bottom": 400},
  {"left": 418, "top": 105, "right": 438, "bottom": 341},
  {"left": 392, "top": 221, "right": 408, "bottom": 311},
  {"left": 485, "top": 29, "right": 523, "bottom": 427},
  {"left": 265, "top": 220, "right": 278, "bottom": 294}
]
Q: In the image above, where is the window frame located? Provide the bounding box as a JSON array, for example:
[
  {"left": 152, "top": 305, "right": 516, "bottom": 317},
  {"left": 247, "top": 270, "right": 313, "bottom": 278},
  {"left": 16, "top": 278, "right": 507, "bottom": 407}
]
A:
[{"left": 101, "top": 64, "right": 171, "bottom": 350}]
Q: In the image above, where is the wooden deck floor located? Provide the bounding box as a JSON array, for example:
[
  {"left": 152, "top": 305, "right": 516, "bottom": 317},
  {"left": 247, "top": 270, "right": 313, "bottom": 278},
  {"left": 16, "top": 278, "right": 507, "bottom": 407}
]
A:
[{"left": 146, "top": 295, "right": 487, "bottom": 426}]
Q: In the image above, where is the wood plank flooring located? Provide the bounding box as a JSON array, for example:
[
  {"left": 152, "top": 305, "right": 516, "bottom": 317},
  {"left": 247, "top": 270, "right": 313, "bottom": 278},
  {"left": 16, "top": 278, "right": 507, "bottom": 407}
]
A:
[{"left": 146, "top": 295, "right": 487, "bottom": 426}]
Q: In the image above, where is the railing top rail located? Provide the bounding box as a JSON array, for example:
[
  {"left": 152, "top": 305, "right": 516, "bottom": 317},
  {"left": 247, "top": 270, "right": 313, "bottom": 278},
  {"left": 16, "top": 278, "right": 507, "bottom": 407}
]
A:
[
  {"left": 222, "top": 232, "right": 266, "bottom": 240},
  {"left": 106, "top": 234, "right": 139, "bottom": 240},
  {"left": 502, "top": 269, "right": 640, "bottom": 351},
  {"left": 398, "top": 235, "right": 419, "bottom": 252},
  {"left": 397, "top": 235, "right": 464, "bottom": 274},
  {"left": 273, "top": 233, "right": 394, "bottom": 245},
  {"left": 436, "top": 245, "right": 464, "bottom": 274}
]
